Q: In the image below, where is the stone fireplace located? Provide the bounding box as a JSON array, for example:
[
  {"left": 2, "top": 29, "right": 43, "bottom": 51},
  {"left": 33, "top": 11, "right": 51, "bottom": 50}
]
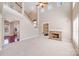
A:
[{"left": 49, "top": 31, "right": 62, "bottom": 41}]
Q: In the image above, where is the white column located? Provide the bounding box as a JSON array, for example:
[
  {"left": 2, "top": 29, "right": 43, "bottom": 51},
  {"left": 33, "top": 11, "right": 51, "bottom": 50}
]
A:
[
  {"left": 0, "top": 3, "right": 3, "bottom": 50},
  {"left": 37, "top": 7, "right": 40, "bottom": 35},
  {"left": 0, "top": 15, "right": 3, "bottom": 50},
  {"left": 78, "top": 14, "right": 79, "bottom": 50},
  {"left": 22, "top": 2, "right": 24, "bottom": 15}
]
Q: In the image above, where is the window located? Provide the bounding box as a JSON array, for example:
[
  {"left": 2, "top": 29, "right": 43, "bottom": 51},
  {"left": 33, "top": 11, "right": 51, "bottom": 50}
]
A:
[{"left": 73, "top": 16, "right": 78, "bottom": 47}]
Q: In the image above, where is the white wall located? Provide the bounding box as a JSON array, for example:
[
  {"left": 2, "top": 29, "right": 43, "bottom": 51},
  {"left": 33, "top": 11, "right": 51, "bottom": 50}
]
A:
[
  {"left": 39, "top": 2, "right": 72, "bottom": 42},
  {"left": 72, "top": 2, "right": 79, "bottom": 55},
  {"left": 20, "top": 15, "right": 39, "bottom": 41}
]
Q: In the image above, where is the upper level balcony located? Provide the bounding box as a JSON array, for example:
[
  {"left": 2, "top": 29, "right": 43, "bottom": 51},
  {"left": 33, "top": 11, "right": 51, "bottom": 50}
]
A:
[{"left": 4, "top": 2, "right": 22, "bottom": 14}]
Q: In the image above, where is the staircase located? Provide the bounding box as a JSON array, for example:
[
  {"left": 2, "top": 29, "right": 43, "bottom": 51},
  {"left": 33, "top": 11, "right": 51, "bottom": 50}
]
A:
[{"left": 4, "top": 2, "right": 37, "bottom": 26}]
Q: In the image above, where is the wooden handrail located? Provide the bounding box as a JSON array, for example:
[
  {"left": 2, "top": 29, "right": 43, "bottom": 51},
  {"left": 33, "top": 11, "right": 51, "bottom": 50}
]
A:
[{"left": 15, "top": 2, "right": 22, "bottom": 8}]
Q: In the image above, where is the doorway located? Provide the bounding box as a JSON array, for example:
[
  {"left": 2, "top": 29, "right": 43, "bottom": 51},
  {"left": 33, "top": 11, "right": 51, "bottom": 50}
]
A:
[{"left": 3, "top": 19, "right": 20, "bottom": 46}]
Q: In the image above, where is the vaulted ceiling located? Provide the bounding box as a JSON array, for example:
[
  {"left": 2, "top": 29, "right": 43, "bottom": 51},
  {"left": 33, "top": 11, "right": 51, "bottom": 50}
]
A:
[
  {"left": 24, "top": 2, "right": 72, "bottom": 19},
  {"left": 24, "top": 2, "right": 72, "bottom": 14}
]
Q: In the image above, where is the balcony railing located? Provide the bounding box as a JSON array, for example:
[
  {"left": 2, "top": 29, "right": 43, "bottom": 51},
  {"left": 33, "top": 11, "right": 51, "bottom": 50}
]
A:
[{"left": 4, "top": 2, "right": 22, "bottom": 13}]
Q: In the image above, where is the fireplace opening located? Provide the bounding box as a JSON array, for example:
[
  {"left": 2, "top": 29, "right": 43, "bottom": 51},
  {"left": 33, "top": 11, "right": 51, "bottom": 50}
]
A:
[
  {"left": 49, "top": 31, "right": 62, "bottom": 41},
  {"left": 52, "top": 33, "right": 59, "bottom": 38}
]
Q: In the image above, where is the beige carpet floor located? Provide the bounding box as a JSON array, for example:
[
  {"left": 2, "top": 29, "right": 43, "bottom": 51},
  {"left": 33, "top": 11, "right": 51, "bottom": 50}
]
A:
[{"left": 0, "top": 36, "right": 76, "bottom": 56}]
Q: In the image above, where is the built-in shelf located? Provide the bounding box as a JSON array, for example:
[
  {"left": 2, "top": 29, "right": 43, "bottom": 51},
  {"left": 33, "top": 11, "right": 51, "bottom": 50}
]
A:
[{"left": 43, "top": 23, "right": 49, "bottom": 36}]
